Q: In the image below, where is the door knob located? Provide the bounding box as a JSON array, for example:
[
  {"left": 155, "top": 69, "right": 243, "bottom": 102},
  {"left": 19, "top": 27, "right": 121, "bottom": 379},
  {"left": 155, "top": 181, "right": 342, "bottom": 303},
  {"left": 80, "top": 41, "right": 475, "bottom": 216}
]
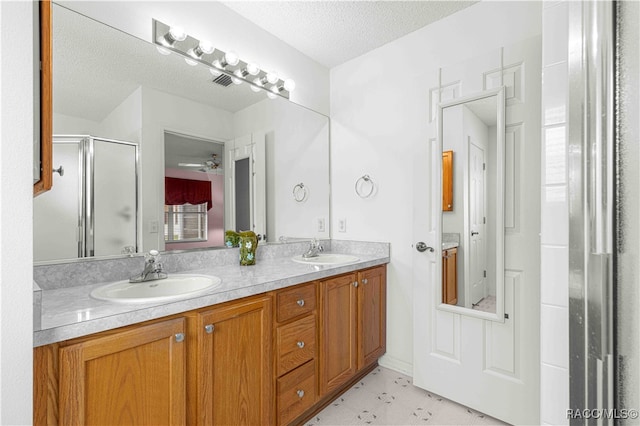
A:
[{"left": 415, "top": 242, "right": 434, "bottom": 253}]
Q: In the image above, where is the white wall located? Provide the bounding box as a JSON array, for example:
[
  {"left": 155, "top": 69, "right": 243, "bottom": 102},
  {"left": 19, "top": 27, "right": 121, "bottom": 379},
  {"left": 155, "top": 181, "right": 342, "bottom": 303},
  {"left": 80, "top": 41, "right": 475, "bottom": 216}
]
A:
[
  {"left": 233, "top": 98, "right": 330, "bottom": 242},
  {"left": 96, "top": 86, "right": 142, "bottom": 143},
  {"left": 540, "top": 2, "right": 570, "bottom": 424},
  {"left": 59, "top": 1, "right": 330, "bottom": 115},
  {"left": 330, "top": 0, "right": 541, "bottom": 374},
  {"left": 0, "top": 1, "right": 35, "bottom": 423}
]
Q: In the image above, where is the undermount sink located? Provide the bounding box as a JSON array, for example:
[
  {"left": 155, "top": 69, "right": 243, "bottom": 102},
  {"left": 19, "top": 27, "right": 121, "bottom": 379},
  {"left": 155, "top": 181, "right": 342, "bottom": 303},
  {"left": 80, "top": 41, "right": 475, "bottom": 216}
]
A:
[
  {"left": 291, "top": 253, "right": 360, "bottom": 266},
  {"left": 90, "top": 274, "right": 222, "bottom": 304}
]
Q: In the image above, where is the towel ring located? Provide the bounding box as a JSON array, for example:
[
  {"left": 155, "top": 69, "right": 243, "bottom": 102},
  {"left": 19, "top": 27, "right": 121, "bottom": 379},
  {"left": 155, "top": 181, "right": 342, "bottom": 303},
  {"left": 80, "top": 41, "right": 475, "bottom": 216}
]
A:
[
  {"left": 293, "top": 182, "right": 308, "bottom": 202},
  {"left": 355, "top": 174, "right": 375, "bottom": 198}
]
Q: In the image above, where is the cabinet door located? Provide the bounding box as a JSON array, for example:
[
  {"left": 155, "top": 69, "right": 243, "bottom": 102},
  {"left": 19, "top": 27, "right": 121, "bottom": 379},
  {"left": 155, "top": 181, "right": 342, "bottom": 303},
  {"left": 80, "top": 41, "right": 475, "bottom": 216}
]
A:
[
  {"left": 358, "top": 266, "right": 387, "bottom": 369},
  {"left": 442, "top": 150, "right": 454, "bottom": 211},
  {"left": 196, "top": 295, "right": 272, "bottom": 425},
  {"left": 320, "top": 273, "right": 357, "bottom": 395},
  {"left": 58, "top": 318, "right": 186, "bottom": 425}
]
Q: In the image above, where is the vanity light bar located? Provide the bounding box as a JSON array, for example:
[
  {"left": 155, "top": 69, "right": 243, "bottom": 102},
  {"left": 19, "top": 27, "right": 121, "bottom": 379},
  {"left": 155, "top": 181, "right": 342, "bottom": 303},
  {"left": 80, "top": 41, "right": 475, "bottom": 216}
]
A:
[{"left": 152, "top": 19, "right": 293, "bottom": 99}]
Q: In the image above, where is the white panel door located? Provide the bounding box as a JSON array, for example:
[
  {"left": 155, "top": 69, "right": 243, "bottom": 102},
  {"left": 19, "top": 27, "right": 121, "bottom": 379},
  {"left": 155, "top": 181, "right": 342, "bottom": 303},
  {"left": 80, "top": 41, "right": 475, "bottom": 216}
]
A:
[
  {"left": 468, "top": 141, "right": 486, "bottom": 306},
  {"left": 413, "top": 38, "right": 541, "bottom": 425},
  {"left": 226, "top": 133, "right": 266, "bottom": 238}
]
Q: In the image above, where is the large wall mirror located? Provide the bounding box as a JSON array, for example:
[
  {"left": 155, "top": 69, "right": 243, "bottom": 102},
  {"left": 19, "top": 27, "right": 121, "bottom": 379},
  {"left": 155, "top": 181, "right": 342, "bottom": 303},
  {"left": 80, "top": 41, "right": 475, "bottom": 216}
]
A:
[
  {"left": 33, "top": 4, "right": 330, "bottom": 263},
  {"left": 437, "top": 87, "right": 505, "bottom": 322}
]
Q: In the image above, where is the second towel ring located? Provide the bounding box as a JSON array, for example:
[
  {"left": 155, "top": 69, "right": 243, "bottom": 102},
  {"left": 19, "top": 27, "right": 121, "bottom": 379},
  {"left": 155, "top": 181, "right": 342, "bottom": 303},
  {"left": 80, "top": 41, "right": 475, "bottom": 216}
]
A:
[
  {"left": 355, "top": 174, "right": 375, "bottom": 198},
  {"left": 293, "top": 182, "right": 308, "bottom": 202}
]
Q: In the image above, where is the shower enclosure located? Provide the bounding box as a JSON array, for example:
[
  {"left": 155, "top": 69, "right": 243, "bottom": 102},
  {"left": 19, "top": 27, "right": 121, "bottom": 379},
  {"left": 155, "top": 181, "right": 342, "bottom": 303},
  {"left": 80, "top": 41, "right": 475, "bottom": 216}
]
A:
[{"left": 33, "top": 135, "right": 139, "bottom": 262}]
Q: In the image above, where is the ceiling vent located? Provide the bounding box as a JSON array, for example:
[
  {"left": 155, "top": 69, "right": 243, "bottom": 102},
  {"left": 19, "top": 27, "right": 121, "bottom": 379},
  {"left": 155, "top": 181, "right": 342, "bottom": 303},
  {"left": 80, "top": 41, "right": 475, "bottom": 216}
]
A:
[{"left": 212, "top": 74, "right": 233, "bottom": 87}]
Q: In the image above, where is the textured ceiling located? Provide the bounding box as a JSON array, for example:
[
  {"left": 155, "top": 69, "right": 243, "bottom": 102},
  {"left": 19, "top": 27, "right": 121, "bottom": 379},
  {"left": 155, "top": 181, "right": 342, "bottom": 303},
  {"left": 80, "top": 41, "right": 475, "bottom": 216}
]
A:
[{"left": 221, "top": 1, "right": 477, "bottom": 68}]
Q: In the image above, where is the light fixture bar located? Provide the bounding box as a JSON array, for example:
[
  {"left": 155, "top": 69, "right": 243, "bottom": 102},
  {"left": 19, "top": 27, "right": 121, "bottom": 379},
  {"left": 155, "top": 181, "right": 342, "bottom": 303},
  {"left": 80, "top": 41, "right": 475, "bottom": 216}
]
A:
[{"left": 153, "top": 19, "right": 293, "bottom": 99}]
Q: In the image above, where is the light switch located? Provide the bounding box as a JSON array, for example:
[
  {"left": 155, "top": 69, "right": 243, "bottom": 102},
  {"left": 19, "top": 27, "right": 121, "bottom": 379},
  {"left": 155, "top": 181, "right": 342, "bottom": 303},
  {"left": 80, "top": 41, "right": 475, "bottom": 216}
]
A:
[
  {"left": 317, "top": 217, "right": 325, "bottom": 233},
  {"left": 149, "top": 220, "right": 159, "bottom": 233}
]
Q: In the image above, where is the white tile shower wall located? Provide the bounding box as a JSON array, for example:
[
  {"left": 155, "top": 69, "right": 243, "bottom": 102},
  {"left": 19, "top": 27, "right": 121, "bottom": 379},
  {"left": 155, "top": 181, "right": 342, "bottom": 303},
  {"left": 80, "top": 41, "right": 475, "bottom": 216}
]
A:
[
  {"left": 330, "top": 0, "right": 541, "bottom": 378},
  {"left": 540, "top": 2, "right": 569, "bottom": 425}
]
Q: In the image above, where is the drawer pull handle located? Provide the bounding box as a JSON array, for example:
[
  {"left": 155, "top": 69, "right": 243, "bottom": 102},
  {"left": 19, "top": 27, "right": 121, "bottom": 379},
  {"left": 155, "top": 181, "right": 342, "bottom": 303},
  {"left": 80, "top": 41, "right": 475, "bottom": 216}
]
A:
[
  {"left": 297, "top": 389, "right": 305, "bottom": 398},
  {"left": 204, "top": 324, "right": 214, "bottom": 334},
  {"left": 175, "top": 333, "right": 185, "bottom": 343},
  {"left": 362, "top": 278, "right": 368, "bottom": 284},
  {"left": 297, "top": 299, "right": 305, "bottom": 307},
  {"left": 353, "top": 281, "right": 359, "bottom": 287},
  {"left": 297, "top": 341, "right": 305, "bottom": 349}
]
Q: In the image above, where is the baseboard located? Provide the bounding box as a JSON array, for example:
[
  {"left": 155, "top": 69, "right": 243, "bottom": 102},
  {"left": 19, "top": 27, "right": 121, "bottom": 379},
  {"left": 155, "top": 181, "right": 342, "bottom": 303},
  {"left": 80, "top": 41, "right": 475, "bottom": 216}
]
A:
[{"left": 378, "top": 354, "right": 413, "bottom": 377}]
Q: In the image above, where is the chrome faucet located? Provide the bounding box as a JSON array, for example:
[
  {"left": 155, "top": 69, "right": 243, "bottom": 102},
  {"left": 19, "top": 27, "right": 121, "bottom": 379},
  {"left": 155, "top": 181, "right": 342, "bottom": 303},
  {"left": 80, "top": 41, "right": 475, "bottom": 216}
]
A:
[
  {"left": 130, "top": 250, "right": 168, "bottom": 283},
  {"left": 302, "top": 238, "right": 324, "bottom": 258}
]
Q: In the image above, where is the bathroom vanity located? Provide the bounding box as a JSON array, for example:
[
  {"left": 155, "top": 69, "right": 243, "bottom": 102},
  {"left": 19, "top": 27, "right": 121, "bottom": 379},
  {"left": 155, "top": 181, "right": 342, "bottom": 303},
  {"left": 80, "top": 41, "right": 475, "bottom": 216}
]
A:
[{"left": 33, "top": 241, "right": 388, "bottom": 425}]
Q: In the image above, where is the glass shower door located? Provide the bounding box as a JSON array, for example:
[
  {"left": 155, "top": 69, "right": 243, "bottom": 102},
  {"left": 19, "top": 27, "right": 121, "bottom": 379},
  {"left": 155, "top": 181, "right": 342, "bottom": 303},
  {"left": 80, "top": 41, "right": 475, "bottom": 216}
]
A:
[
  {"left": 33, "top": 138, "right": 83, "bottom": 261},
  {"left": 90, "top": 138, "right": 138, "bottom": 257}
]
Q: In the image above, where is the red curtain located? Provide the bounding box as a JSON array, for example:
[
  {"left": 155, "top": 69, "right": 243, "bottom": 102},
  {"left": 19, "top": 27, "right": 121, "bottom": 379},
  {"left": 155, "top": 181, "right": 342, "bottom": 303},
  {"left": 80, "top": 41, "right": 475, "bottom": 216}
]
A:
[{"left": 165, "top": 177, "right": 212, "bottom": 210}]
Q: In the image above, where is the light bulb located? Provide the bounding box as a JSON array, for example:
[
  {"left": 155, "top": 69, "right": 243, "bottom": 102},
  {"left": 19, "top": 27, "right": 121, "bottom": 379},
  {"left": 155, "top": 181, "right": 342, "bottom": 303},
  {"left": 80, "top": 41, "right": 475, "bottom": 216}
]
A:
[
  {"left": 184, "top": 57, "right": 198, "bottom": 66},
  {"left": 224, "top": 51, "right": 240, "bottom": 67},
  {"left": 283, "top": 78, "right": 296, "bottom": 92},
  {"left": 250, "top": 77, "right": 263, "bottom": 93},
  {"left": 199, "top": 41, "right": 214, "bottom": 55},
  {"left": 209, "top": 67, "right": 222, "bottom": 77},
  {"left": 246, "top": 63, "right": 260, "bottom": 76},
  {"left": 159, "top": 26, "right": 186, "bottom": 47},
  {"left": 156, "top": 45, "right": 171, "bottom": 55},
  {"left": 266, "top": 70, "right": 279, "bottom": 85},
  {"left": 169, "top": 26, "right": 186, "bottom": 42},
  {"left": 231, "top": 73, "right": 243, "bottom": 85},
  {"left": 233, "top": 69, "right": 245, "bottom": 80},
  {"left": 212, "top": 59, "right": 223, "bottom": 69},
  {"left": 267, "top": 91, "right": 277, "bottom": 100}
]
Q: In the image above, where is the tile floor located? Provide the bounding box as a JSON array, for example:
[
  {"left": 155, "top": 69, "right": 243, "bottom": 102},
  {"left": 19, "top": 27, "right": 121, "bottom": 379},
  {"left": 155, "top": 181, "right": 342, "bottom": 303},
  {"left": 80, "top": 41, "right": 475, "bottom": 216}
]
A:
[{"left": 305, "top": 366, "right": 507, "bottom": 425}]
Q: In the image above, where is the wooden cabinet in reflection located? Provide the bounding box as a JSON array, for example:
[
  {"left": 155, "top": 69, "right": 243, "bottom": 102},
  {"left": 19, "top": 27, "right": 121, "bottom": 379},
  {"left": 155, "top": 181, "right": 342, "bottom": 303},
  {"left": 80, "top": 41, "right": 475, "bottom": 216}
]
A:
[
  {"left": 442, "top": 150, "right": 453, "bottom": 211},
  {"left": 442, "top": 247, "right": 458, "bottom": 305}
]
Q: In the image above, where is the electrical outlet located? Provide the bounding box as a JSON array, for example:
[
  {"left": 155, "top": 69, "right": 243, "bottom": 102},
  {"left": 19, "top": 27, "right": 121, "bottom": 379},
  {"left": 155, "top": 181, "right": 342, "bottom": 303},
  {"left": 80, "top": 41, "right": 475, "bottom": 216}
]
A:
[
  {"left": 149, "top": 220, "right": 159, "bottom": 233},
  {"left": 317, "top": 217, "right": 325, "bottom": 233},
  {"left": 338, "top": 218, "right": 347, "bottom": 233}
]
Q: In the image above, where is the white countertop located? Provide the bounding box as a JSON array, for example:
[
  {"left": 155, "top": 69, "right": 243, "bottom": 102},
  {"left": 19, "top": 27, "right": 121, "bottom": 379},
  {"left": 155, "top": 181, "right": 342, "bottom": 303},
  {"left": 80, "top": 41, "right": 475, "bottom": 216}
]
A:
[
  {"left": 442, "top": 242, "right": 459, "bottom": 250},
  {"left": 34, "top": 252, "right": 388, "bottom": 347}
]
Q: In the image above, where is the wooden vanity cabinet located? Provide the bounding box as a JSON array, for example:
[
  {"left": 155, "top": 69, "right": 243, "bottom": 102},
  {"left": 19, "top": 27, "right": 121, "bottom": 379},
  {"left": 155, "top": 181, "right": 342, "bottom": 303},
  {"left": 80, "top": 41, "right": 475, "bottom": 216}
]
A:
[
  {"left": 34, "top": 318, "right": 187, "bottom": 425},
  {"left": 34, "top": 265, "right": 387, "bottom": 426},
  {"left": 273, "top": 282, "right": 318, "bottom": 425},
  {"left": 187, "top": 294, "right": 272, "bottom": 426},
  {"left": 319, "top": 265, "right": 386, "bottom": 396},
  {"left": 442, "top": 247, "right": 458, "bottom": 305}
]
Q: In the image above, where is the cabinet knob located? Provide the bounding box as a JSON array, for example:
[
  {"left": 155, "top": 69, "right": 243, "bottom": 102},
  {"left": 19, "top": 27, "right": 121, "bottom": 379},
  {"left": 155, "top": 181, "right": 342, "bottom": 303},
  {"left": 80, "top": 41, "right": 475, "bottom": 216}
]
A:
[
  {"left": 204, "top": 324, "right": 214, "bottom": 334},
  {"left": 297, "top": 299, "right": 305, "bottom": 307},
  {"left": 297, "top": 341, "right": 305, "bottom": 349},
  {"left": 175, "top": 333, "right": 185, "bottom": 343},
  {"left": 353, "top": 281, "right": 359, "bottom": 288},
  {"left": 296, "top": 389, "right": 305, "bottom": 398},
  {"left": 362, "top": 278, "right": 368, "bottom": 284}
]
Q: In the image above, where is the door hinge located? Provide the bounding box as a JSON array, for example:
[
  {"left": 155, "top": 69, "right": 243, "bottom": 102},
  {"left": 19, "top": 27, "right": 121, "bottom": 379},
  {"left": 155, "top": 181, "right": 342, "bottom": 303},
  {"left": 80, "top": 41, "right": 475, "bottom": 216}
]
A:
[
  {"left": 483, "top": 217, "right": 486, "bottom": 224},
  {"left": 483, "top": 270, "right": 487, "bottom": 278},
  {"left": 483, "top": 163, "right": 486, "bottom": 171}
]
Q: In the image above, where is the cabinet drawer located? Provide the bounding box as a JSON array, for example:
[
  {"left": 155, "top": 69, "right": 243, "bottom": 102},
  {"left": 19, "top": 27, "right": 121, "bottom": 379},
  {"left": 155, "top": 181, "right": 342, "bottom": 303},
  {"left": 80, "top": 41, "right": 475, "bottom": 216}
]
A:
[
  {"left": 277, "top": 282, "right": 316, "bottom": 323},
  {"left": 276, "top": 314, "right": 316, "bottom": 376},
  {"left": 277, "top": 360, "right": 316, "bottom": 426}
]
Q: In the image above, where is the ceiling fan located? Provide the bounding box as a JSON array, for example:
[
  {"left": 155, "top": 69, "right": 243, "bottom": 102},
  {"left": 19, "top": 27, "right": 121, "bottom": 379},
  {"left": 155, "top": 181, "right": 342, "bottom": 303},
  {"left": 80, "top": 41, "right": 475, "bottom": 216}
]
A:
[{"left": 178, "top": 154, "right": 221, "bottom": 172}]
